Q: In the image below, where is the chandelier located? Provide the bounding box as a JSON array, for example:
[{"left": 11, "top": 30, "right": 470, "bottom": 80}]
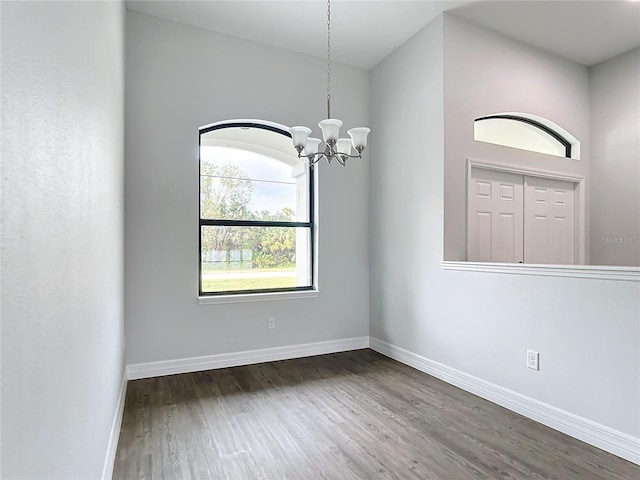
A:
[{"left": 290, "top": 0, "right": 370, "bottom": 167}]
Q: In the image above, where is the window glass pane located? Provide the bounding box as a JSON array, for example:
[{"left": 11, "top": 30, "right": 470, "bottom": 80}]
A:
[
  {"left": 474, "top": 118, "right": 567, "bottom": 158},
  {"left": 201, "top": 225, "right": 311, "bottom": 293},
  {"left": 200, "top": 128, "right": 309, "bottom": 221}
]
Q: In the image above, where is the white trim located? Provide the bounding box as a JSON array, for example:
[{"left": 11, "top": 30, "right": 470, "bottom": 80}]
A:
[
  {"left": 369, "top": 337, "right": 640, "bottom": 465},
  {"left": 291, "top": 161, "right": 308, "bottom": 178},
  {"left": 442, "top": 260, "right": 640, "bottom": 282},
  {"left": 126, "top": 336, "right": 369, "bottom": 380},
  {"left": 101, "top": 371, "right": 128, "bottom": 480},
  {"left": 199, "top": 118, "right": 290, "bottom": 132},
  {"left": 198, "top": 289, "right": 319, "bottom": 305},
  {"left": 468, "top": 158, "right": 584, "bottom": 182}
]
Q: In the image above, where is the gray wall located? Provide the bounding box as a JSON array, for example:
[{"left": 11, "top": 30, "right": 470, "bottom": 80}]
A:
[
  {"left": 370, "top": 12, "right": 640, "bottom": 439},
  {"left": 1, "top": 1, "right": 125, "bottom": 478},
  {"left": 369, "top": 14, "right": 445, "bottom": 357},
  {"left": 124, "top": 12, "right": 369, "bottom": 365},
  {"left": 443, "top": 15, "right": 590, "bottom": 262},
  {"left": 589, "top": 48, "right": 640, "bottom": 266}
]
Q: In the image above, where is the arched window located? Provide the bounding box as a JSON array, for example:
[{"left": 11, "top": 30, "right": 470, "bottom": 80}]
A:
[
  {"left": 474, "top": 114, "right": 578, "bottom": 159},
  {"left": 199, "top": 120, "right": 314, "bottom": 296}
]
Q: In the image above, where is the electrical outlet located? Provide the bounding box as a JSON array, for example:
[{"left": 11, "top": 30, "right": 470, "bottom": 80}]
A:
[
  {"left": 527, "top": 350, "right": 540, "bottom": 370},
  {"left": 267, "top": 317, "right": 276, "bottom": 329}
]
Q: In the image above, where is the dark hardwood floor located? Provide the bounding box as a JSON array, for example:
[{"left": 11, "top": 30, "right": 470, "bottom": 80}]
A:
[{"left": 113, "top": 349, "right": 639, "bottom": 479}]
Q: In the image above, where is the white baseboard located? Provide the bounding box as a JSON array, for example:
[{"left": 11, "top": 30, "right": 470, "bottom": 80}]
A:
[
  {"left": 124, "top": 336, "right": 639, "bottom": 465},
  {"left": 369, "top": 337, "right": 640, "bottom": 466},
  {"left": 126, "top": 336, "right": 370, "bottom": 380},
  {"left": 101, "top": 370, "right": 128, "bottom": 480}
]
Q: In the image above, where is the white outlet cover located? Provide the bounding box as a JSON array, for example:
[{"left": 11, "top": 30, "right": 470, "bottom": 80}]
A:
[{"left": 527, "top": 350, "right": 540, "bottom": 370}]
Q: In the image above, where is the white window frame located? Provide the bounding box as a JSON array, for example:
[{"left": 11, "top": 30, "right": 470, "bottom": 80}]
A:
[{"left": 198, "top": 119, "right": 319, "bottom": 303}]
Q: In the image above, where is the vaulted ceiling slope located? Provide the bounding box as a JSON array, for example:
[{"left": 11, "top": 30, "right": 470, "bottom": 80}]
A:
[{"left": 127, "top": 1, "right": 640, "bottom": 69}]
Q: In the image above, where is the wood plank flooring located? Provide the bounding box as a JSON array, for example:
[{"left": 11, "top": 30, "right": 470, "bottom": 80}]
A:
[{"left": 113, "top": 349, "right": 640, "bottom": 479}]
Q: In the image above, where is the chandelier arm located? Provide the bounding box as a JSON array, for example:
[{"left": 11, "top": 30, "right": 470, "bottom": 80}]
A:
[
  {"left": 297, "top": 152, "right": 362, "bottom": 160},
  {"left": 298, "top": 153, "right": 324, "bottom": 161}
]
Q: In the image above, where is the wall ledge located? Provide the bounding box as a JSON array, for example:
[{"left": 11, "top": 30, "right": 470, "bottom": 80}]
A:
[
  {"left": 369, "top": 337, "right": 640, "bottom": 465},
  {"left": 442, "top": 261, "right": 640, "bottom": 282},
  {"left": 198, "top": 290, "right": 319, "bottom": 305},
  {"left": 126, "top": 336, "right": 369, "bottom": 380}
]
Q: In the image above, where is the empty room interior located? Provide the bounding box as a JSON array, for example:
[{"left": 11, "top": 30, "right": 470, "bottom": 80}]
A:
[{"left": 2, "top": 0, "right": 640, "bottom": 479}]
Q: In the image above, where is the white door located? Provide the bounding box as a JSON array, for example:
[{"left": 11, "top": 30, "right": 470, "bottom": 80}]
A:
[
  {"left": 524, "top": 176, "right": 575, "bottom": 264},
  {"left": 468, "top": 167, "right": 524, "bottom": 262}
]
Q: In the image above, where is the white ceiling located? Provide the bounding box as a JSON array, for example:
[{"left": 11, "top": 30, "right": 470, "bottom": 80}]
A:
[
  {"left": 126, "top": 0, "right": 467, "bottom": 69},
  {"left": 127, "top": 0, "right": 640, "bottom": 69},
  {"left": 450, "top": 1, "right": 640, "bottom": 67}
]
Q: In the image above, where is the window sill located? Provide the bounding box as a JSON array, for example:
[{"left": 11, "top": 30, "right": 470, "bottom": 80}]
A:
[
  {"left": 198, "top": 289, "right": 319, "bottom": 305},
  {"left": 441, "top": 261, "right": 640, "bottom": 282}
]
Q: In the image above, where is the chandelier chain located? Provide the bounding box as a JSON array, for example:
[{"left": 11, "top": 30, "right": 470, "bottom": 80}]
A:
[
  {"left": 290, "top": 0, "right": 368, "bottom": 168},
  {"left": 327, "top": 0, "right": 331, "bottom": 119}
]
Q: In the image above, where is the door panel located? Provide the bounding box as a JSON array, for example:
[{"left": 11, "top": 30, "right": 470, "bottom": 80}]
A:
[
  {"left": 475, "top": 211, "right": 492, "bottom": 260},
  {"left": 524, "top": 176, "right": 575, "bottom": 264},
  {"left": 468, "top": 168, "right": 524, "bottom": 262},
  {"left": 499, "top": 213, "right": 517, "bottom": 261}
]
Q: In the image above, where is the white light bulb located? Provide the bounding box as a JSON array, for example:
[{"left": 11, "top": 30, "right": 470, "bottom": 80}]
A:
[
  {"left": 290, "top": 126, "right": 312, "bottom": 148},
  {"left": 337, "top": 138, "right": 352, "bottom": 155},
  {"left": 304, "top": 137, "right": 322, "bottom": 157},
  {"left": 347, "top": 127, "right": 370, "bottom": 150},
  {"left": 318, "top": 119, "right": 343, "bottom": 143}
]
